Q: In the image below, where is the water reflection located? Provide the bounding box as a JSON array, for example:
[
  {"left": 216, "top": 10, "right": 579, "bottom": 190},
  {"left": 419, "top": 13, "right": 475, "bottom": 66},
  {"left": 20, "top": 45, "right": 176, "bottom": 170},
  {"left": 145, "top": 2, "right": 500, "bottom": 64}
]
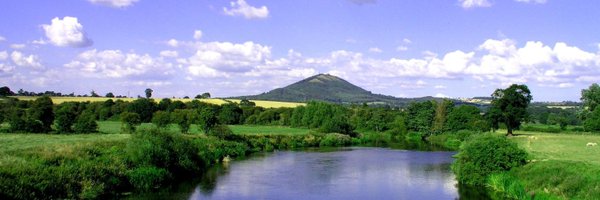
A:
[{"left": 181, "top": 147, "right": 488, "bottom": 200}]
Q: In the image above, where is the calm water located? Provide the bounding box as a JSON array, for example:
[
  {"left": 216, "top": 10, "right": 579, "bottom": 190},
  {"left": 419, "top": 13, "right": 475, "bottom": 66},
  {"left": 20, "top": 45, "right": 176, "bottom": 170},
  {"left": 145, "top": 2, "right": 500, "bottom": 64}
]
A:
[{"left": 131, "top": 147, "right": 489, "bottom": 200}]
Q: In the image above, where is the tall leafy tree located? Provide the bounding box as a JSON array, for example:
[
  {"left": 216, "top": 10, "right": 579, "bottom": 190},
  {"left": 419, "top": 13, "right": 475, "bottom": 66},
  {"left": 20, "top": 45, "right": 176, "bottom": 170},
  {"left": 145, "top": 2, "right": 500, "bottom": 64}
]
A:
[
  {"left": 55, "top": 102, "right": 78, "bottom": 133},
  {"left": 29, "top": 96, "right": 54, "bottom": 132},
  {"left": 145, "top": 88, "right": 153, "bottom": 98},
  {"left": 489, "top": 84, "right": 532, "bottom": 136}
]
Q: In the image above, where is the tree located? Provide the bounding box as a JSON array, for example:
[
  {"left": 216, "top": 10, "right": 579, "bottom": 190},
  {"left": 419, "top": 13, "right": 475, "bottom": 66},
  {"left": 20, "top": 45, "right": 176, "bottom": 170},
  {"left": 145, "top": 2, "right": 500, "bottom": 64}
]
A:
[
  {"left": 55, "top": 103, "right": 78, "bottom": 133},
  {"left": 0, "top": 86, "right": 14, "bottom": 96},
  {"left": 73, "top": 111, "right": 98, "bottom": 133},
  {"left": 90, "top": 90, "right": 100, "bottom": 97},
  {"left": 218, "top": 103, "right": 242, "bottom": 124},
  {"left": 197, "top": 107, "right": 218, "bottom": 133},
  {"left": 239, "top": 99, "right": 255, "bottom": 107},
  {"left": 145, "top": 88, "right": 153, "bottom": 99},
  {"left": 201, "top": 92, "right": 211, "bottom": 99},
  {"left": 406, "top": 101, "right": 435, "bottom": 132},
  {"left": 446, "top": 105, "right": 482, "bottom": 131},
  {"left": 151, "top": 111, "right": 171, "bottom": 129},
  {"left": 581, "top": 83, "right": 600, "bottom": 113},
  {"left": 171, "top": 109, "right": 193, "bottom": 133},
  {"left": 121, "top": 112, "right": 141, "bottom": 133},
  {"left": 126, "top": 98, "right": 157, "bottom": 122},
  {"left": 490, "top": 84, "right": 532, "bottom": 136},
  {"left": 105, "top": 92, "right": 115, "bottom": 98},
  {"left": 584, "top": 108, "right": 600, "bottom": 132},
  {"left": 29, "top": 96, "right": 54, "bottom": 132},
  {"left": 432, "top": 100, "right": 454, "bottom": 132}
]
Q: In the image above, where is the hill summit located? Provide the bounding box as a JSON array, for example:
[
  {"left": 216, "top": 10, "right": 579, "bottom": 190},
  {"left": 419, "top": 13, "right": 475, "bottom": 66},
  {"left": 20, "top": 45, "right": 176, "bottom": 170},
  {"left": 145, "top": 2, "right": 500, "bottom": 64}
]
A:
[{"left": 237, "top": 74, "right": 433, "bottom": 106}]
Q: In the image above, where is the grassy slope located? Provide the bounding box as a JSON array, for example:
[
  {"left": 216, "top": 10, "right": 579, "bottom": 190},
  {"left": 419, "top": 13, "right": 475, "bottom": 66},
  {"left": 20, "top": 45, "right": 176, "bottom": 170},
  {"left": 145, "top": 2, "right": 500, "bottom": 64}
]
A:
[
  {"left": 12, "top": 96, "right": 303, "bottom": 108},
  {"left": 506, "top": 130, "right": 600, "bottom": 199}
]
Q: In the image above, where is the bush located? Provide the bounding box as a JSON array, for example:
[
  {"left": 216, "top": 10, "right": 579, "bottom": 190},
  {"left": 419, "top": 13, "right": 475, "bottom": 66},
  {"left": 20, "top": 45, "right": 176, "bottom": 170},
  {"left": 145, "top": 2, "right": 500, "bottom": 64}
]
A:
[
  {"left": 120, "top": 112, "right": 141, "bottom": 133},
  {"left": 452, "top": 134, "right": 528, "bottom": 186},
  {"left": 207, "top": 124, "right": 234, "bottom": 139},
  {"left": 319, "top": 133, "right": 352, "bottom": 147},
  {"left": 127, "top": 166, "right": 170, "bottom": 191},
  {"left": 73, "top": 111, "right": 98, "bottom": 133},
  {"left": 584, "top": 108, "right": 600, "bottom": 132}
]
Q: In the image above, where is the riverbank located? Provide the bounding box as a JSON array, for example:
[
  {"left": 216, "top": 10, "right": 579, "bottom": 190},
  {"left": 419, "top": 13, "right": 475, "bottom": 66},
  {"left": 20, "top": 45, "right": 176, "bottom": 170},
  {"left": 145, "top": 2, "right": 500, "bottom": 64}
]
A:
[
  {"left": 0, "top": 126, "right": 407, "bottom": 199},
  {"left": 486, "top": 131, "right": 600, "bottom": 199}
]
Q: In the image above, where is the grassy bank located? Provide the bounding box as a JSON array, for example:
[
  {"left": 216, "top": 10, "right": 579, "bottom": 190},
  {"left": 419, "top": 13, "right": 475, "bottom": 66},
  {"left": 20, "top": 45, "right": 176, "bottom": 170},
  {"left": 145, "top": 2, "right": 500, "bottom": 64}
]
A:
[{"left": 485, "top": 130, "right": 600, "bottom": 199}]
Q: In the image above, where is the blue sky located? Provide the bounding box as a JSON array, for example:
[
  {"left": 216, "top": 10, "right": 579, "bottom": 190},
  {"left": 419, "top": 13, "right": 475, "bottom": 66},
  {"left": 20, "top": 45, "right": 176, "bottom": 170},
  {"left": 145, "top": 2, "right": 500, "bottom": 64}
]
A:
[{"left": 1, "top": 0, "right": 600, "bottom": 101}]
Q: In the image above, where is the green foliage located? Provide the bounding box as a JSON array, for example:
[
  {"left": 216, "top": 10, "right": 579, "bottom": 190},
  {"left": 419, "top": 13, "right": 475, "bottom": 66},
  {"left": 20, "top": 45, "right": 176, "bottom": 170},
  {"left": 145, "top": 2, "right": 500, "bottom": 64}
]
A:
[
  {"left": 207, "top": 124, "right": 234, "bottom": 139},
  {"left": 581, "top": 83, "right": 600, "bottom": 112},
  {"left": 73, "top": 111, "right": 98, "bottom": 133},
  {"left": 28, "top": 95, "right": 54, "bottom": 132},
  {"left": 127, "top": 166, "right": 169, "bottom": 191},
  {"left": 319, "top": 133, "right": 352, "bottom": 147},
  {"left": 120, "top": 112, "right": 141, "bottom": 133},
  {"left": 151, "top": 111, "right": 171, "bottom": 129},
  {"left": 453, "top": 134, "right": 528, "bottom": 186},
  {"left": 55, "top": 102, "right": 78, "bottom": 133},
  {"left": 171, "top": 109, "right": 193, "bottom": 133},
  {"left": 125, "top": 129, "right": 201, "bottom": 174},
  {"left": 126, "top": 98, "right": 157, "bottom": 123},
  {"left": 197, "top": 106, "right": 218, "bottom": 133},
  {"left": 511, "top": 160, "right": 600, "bottom": 199},
  {"left": 446, "top": 105, "right": 486, "bottom": 131},
  {"left": 144, "top": 88, "right": 153, "bottom": 99},
  {"left": 489, "top": 84, "right": 533, "bottom": 135},
  {"left": 218, "top": 103, "right": 242, "bottom": 124},
  {"left": 584, "top": 108, "right": 600, "bottom": 132},
  {"left": 432, "top": 100, "right": 454, "bottom": 132},
  {"left": 406, "top": 101, "right": 435, "bottom": 132}
]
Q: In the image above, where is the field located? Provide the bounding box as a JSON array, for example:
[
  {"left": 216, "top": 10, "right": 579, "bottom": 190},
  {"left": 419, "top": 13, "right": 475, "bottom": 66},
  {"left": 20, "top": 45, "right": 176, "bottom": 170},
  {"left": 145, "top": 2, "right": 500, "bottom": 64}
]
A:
[
  {"left": 510, "top": 130, "right": 600, "bottom": 165},
  {"left": 504, "top": 130, "right": 600, "bottom": 199},
  {"left": 11, "top": 96, "right": 304, "bottom": 108}
]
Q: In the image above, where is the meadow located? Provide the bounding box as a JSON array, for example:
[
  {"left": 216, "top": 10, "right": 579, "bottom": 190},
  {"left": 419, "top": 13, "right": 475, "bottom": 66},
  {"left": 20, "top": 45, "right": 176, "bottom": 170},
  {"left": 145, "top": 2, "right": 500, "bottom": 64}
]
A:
[
  {"left": 485, "top": 130, "right": 600, "bottom": 199},
  {"left": 12, "top": 96, "right": 304, "bottom": 108}
]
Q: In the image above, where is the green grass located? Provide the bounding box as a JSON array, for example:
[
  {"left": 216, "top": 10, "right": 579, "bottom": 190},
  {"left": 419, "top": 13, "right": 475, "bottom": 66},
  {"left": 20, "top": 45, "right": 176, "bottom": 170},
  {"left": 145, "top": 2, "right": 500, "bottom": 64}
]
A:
[
  {"left": 228, "top": 125, "right": 310, "bottom": 135},
  {"left": 509, "top": 130, "right": 600, "bottom": 165},
  {"left": 494, "top": 130, "right": 600, "bottom": 199},
  {"left": 97, "top": 121, "right": 205, "bottom": 134}
]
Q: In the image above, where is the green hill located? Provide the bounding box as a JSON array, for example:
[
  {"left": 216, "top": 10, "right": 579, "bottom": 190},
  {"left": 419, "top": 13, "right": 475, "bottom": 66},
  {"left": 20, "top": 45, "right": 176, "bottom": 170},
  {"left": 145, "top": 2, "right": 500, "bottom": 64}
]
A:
[{"left": 236, "top": 74, "right": 437, "bottom": 106}]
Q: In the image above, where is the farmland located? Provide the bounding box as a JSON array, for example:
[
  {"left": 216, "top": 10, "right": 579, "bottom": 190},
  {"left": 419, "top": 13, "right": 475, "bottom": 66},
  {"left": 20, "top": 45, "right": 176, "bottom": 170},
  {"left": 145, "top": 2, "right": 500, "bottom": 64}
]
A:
[{"left": 11, "top": 96, "right": 304, "bottom": 108}]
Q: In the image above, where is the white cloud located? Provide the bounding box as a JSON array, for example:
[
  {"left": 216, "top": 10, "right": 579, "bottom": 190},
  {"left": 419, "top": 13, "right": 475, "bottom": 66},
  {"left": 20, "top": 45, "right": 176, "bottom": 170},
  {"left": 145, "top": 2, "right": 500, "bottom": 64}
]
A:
[
  {"left": 0, "top": 36, "right": 5, "bottom": 42},
  {"left": 193, "top": 30, "right": 203, "bottom": 40},
  {"left": 88, "top": 0, "right": 139, "bottom": 8},
  {"left": 65, "top": 49, "right": 173, "bottom": 79},
  {"left": 403, "top": 38, "right": 412, "bottom": 44},
  {"left": 515, "top": 0, "right": 547, "bottom": 4},
  {"left": 459, "top": 0, "right": 491, "bottom": 8},
  {"left": 11, "top": 51, "right": 43, "bottom": 69},
  {"left": 0, "top": 51, "right": 7, "bottom": 60},
  {"left": 368, "top": 47, "right": 382, "bottom": 53},
  {"left": 10, "top": 44, "right": 26, "bottom": 49},
  {"left": 434, "top": 85, "right": 447, "bottom": 89},
  {"left": 223, "top": 0, "right": 269, "bottom": 19},
  {"left": 435, "top": 93, "right": 451, "bottom": 98},
  {"left": 347, "top": 0, "right": 377, "bottom": 5},
  {"left": 396, "top": 46, "right": 408, "bottom": 51},
  {"left": 42, "top": 16, "right": 93, "bottom": 47},
  {"left": 160, "top": 50, "right": 178, "bottom": 58},
  {"left": 184, "top": 41, "right": 271, "bottom": 75},
  {"left": 167, "top": 39, "right": 179, "bottom": 47}
]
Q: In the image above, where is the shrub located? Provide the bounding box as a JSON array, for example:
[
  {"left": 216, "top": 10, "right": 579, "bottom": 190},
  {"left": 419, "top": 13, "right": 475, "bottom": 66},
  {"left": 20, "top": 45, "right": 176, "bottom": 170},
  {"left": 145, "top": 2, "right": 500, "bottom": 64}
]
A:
[
  {"left": 319, "top": 133, "right": 352, "bottom": 147},
  {"left": 151, "top": 111, "right": 171, "bottom": 129},
  {"left": 584, "top": 108, "right": 600, "bottom": 132},
  {"left": 120, "top": 112, "right": 141, "bottom": 133},
  {"left": 207, "top": 124, "right": 234, "bottom": 139},
  {"left": 452, "top": 134, "right": 528, "bottom": 186},
  {"left": 73, "top": 111, "right": 98, "bottom": 133},
  {"left": 127, "top": 166, "right": 170, "bottom": 191}
]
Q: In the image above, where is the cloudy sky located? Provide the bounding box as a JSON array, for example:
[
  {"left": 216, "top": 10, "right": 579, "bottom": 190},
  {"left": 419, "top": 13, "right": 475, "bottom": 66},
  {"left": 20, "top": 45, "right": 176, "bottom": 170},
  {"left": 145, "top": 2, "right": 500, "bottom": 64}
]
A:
[{"left": 1, "top": 0, "right": 599, "bottom": 101}]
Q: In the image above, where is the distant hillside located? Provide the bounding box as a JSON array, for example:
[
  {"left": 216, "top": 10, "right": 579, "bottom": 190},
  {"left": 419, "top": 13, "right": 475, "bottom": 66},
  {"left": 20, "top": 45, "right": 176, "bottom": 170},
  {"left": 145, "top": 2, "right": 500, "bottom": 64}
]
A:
[{"left": 236, "top": 74, "right": 439, "bottom": 106}]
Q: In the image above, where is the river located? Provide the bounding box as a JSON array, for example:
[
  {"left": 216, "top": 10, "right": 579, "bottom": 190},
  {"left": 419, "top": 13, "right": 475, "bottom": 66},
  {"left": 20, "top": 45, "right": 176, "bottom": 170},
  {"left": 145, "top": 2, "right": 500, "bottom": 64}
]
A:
[{"left": 129, "top": 147, "right": 489, "bottom": 200}]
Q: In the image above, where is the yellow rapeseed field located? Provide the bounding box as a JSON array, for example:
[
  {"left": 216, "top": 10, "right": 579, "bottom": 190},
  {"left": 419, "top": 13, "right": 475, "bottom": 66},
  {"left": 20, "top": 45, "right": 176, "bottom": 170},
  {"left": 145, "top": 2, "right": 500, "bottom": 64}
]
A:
[{"left": 12, "top": 96, "right": 304, "bottom": 108}]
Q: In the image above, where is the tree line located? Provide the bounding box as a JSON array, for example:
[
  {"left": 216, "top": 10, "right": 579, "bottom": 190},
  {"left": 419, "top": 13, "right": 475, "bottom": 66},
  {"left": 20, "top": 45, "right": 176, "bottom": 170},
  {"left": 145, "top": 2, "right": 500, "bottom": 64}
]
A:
[{"left": 1, "top": 83, "right": 600, "bottom": 135}]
